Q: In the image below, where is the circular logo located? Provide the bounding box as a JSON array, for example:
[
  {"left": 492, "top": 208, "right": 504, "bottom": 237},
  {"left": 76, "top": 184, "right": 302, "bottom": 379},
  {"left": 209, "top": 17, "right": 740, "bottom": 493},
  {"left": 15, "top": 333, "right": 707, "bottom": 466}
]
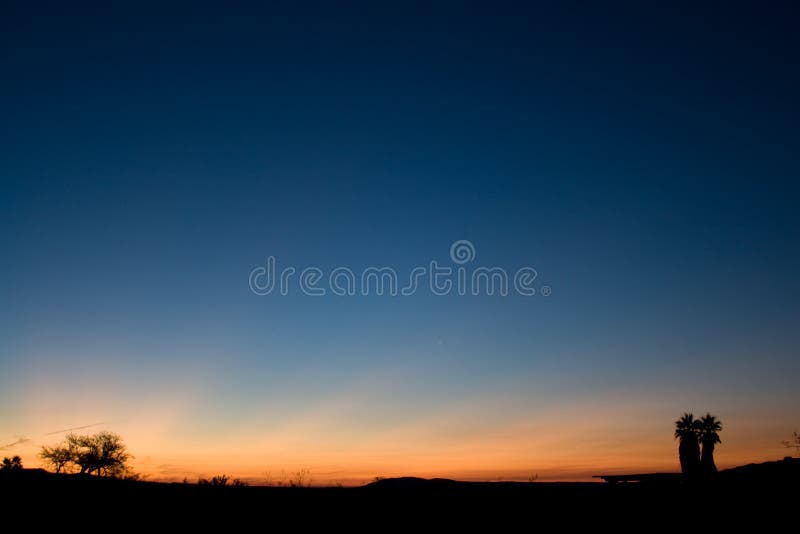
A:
[{"left": 450, "top": 240, "right": 476, "bottom": 264}]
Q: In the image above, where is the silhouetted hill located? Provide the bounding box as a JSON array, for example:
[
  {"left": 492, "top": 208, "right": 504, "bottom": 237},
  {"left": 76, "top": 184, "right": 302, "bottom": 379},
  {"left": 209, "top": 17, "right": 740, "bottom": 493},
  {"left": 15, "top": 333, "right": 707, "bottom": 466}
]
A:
[
  {"left": 366, "top": 476, "right": 458, "bottom": 489},
  {"left": 719, "top": 456, "right": 799, "bottom": 482}
]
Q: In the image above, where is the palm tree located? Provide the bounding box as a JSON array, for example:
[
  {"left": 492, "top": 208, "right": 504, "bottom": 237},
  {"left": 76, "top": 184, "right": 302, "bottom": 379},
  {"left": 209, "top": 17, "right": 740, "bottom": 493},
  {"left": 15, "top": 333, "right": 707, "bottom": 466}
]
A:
[
  {"left": 674, "top": 413, "right": 700, "bottom": 476},
  {"left": 699, "top": 413, "right": 722, "bottom": 474}
]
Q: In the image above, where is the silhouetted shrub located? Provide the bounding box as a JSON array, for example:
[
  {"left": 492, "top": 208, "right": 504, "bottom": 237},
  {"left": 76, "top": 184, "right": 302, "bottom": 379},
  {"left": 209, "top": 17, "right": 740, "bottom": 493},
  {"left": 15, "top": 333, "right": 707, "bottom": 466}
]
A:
[
  {"left": 783, "top": 431, "right": 800, "bottom": 456},
  {"left": 289, "top": 468, "right": 312, "bottom": 487},
  {"left": 1, "top": 456, "right": 22, "bottom": 471},
  {"left": 199, "top": 475, "right": 230, "bottom": 486}
]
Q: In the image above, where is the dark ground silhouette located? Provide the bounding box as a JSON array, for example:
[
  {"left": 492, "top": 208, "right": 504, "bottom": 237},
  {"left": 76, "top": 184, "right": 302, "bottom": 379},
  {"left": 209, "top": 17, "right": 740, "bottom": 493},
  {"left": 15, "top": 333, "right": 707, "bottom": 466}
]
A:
[{"left": 2, "top": 458, "right": 797, "bottom": 526}]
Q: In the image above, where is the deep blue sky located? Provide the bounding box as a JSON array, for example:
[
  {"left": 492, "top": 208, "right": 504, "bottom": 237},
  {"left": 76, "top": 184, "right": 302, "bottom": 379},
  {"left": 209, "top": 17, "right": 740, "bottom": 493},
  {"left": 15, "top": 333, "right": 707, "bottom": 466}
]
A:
[{"left": 1, "top": 2, "right": 798, "bottom": 479}]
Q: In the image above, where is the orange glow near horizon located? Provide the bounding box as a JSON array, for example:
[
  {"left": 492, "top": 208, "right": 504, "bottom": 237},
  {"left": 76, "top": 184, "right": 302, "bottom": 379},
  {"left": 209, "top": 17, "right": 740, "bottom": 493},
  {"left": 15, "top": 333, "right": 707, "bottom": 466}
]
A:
[{"left": 4, "top": 370, "right": 793, "bottom": 485}]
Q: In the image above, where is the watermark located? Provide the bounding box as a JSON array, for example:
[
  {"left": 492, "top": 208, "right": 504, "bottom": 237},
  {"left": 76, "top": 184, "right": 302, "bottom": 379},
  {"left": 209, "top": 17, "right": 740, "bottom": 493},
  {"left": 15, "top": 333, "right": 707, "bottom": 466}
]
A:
[{"left": 249, "top": 240, "right": 550, "bottom": 297}]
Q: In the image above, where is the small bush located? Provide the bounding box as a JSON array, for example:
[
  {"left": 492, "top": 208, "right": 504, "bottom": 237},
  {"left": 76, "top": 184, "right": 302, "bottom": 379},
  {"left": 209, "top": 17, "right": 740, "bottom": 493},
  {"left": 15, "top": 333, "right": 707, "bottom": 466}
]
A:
[
  {"left": 199, "top": 475, "right": 230, "bottom": 486},
  {"left": 1, "top": 456, "right": 23, "bottom": 471}
]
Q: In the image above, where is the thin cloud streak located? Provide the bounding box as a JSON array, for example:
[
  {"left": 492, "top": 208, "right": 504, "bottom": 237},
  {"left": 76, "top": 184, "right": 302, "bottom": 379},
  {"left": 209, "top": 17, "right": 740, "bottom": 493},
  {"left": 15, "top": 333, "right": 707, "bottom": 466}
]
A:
[
  {"left": 44, "top": 422, "right": 109, "bottom": 435},
  {"left": 0, "top": 437, "right": 31, "bottom": 450}
]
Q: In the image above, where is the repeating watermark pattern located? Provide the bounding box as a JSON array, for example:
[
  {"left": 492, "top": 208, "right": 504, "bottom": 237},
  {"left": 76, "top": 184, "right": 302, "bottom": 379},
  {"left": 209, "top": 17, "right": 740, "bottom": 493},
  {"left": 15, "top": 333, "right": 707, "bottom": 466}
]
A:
[{"left": 249, "top": 240, "right": 550, "bottom": 297}]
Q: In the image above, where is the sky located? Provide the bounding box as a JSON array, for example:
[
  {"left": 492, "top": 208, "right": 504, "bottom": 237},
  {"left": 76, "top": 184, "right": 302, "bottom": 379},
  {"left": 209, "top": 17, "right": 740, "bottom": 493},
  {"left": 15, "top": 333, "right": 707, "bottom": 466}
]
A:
[{"left": 1, "top": 2, "right": 798, "bottom": 483}]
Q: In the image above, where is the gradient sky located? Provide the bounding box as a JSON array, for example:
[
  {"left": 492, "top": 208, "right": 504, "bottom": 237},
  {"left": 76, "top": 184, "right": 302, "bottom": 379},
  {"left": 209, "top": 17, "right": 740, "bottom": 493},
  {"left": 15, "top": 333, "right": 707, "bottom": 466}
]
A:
[{"left": 1, "top": 2, "right": 798, "bottom": 483}]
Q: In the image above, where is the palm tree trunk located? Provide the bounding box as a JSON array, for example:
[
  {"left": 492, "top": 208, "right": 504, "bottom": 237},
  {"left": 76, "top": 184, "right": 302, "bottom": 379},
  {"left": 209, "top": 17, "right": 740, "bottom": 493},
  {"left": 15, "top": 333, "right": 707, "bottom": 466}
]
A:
[
  {"left": 679, "top": 440, "right": 700, "bottom": 476},
  {"left": 701, "top": 441, "right": 717, "bottom": 473}
]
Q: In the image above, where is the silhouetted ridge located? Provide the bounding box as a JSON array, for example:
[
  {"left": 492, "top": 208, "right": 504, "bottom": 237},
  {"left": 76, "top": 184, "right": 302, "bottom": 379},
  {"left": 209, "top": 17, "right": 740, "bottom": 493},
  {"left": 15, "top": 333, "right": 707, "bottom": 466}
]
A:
[{"left": 365, "top": 477, "right": 457, "bottom": 489}]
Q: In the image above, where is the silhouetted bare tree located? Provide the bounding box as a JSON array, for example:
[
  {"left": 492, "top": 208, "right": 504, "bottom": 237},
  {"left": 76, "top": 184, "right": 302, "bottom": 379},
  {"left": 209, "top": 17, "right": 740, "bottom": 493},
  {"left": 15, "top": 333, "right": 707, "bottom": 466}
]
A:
[
  {"left": 40, "top": 432, "right": 132, "bottom": 477},
  {"left": 40, "top": 442, "right": 77, "bottom": 473}
]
